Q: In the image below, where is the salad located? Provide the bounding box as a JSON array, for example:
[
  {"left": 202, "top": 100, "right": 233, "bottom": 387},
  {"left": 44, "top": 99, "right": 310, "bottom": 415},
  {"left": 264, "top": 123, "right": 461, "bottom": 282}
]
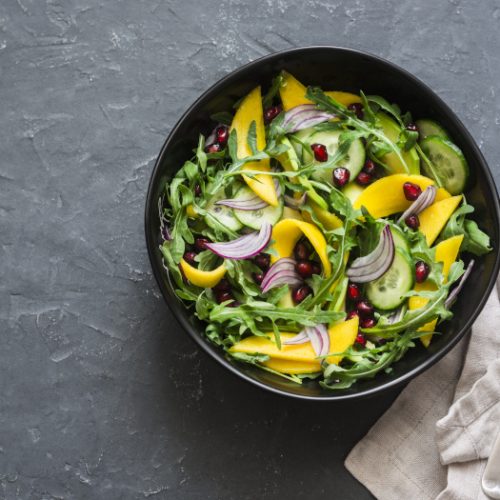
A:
[{"left": 159, "top": 71, "right": 492, "bottom": 389}]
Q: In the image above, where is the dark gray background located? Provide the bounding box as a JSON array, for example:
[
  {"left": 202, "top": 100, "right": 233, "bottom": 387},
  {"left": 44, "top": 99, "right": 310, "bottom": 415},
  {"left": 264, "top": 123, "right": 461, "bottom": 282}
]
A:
[{"left": 1, "top": 0, "right": 499, "bottom": 498}]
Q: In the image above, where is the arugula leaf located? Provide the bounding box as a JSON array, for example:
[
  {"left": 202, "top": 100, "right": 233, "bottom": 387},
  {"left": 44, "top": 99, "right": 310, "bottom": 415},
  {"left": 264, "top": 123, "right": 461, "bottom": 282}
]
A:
[
  {"left": 262, "top": 73, "right": 283, "bottom": 108},
  {"left": 247, "top": 120, "right": 258, "bottom": 155},
  {"left": 210, "top": 111, "right": 234, "bottom": 126},
  {"left": 227, "top": 129, "right": 238, "bottom": 163}
]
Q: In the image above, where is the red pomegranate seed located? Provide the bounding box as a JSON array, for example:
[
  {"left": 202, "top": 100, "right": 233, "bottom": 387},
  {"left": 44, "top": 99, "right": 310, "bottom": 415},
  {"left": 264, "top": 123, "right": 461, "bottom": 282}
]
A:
[
  {"left": 311, "top": 143, "right": 328, "bottom": 162},
  {"left": 216, "top": 291, "right": 233, "bottom": 304},
  {"left": 355, "top": 332, "right": 367, "bottom": 346},
  {"left": 405, "top": 214, "right": 420, "bottom": 230},
  {"left": 254, "top": 253, "right": 271, "bottom": 270},
  {"left": 206, "top": 142, "right": 221, "bottom": 154},
  {"left": 294, "top": 241, "right": 309, "bottom": 261},
  {"left": 356, "top": 300, "right": 374, "bottom": 318},
  {"left": 213, "top": 278, "right": 231, "bottom": 293},
  {"left": 183, "top": 251, "right": 197, "bottom": 265},
  {"left": 292, "top": 285, "right": 312, "bottom": 303},
  {"left": 363, "top": 159, "right": 376, "bottom": 175},
  {"left": 311, "top": 261, "right": 322, "bottom": 275},
  {"left": 347, "top": 283, "right": 362, "bottom": 302},
  {"left": 194, "top": 237, "right": 210, "bottom": 252},
  {"left": 347, "top": 102, "right": 364, "bottom": 119},
  {"left": 346, "top": 310, "right": 359, "bottom": 320},
  {"left": 333, "top": 167, "right": 350, "bottom": 188},
  {"left": 216, "top": 125, "right": 229, "bottom": 146},
  {"left": 415, "top": 261, "right": 430, "bottom": 283},
  {"left": 264, "top": 105, "right": 282, "bottom": 124},
  {"left": 406, "top": 122, "right": 419, "bottom": 133},
  {"left": 296, "top": 260, "right": 313, "bottom": 279},
  {"left": 403, "top": 182, "right": 422, "bottom": 201},
  {"left": 360, "top": 317, "right": 377, "bottom": 329},
  {"left": 252, "top": 272, "right": 264, "bottom": 285},
  {"left": 356, "top": 171, "right": 373, "bottom": 186},
  {"left": 227, "top": 300, "right": 240, "bottom": 308},
  {"left": 194, "top": 184, "right": 202, "bottom": 196}
]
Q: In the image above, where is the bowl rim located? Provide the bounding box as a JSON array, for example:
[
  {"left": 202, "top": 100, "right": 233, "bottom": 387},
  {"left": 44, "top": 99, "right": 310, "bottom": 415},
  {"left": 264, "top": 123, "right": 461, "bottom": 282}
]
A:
[{"left": 145, "top": 45, "right": 500, "bottom": 401}]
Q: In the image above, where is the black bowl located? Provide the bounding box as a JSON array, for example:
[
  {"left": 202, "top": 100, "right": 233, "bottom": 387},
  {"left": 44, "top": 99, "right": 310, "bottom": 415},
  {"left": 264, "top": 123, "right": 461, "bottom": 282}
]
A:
[{"left": 145, "top": 47, "right": 500, "bottom": 401}]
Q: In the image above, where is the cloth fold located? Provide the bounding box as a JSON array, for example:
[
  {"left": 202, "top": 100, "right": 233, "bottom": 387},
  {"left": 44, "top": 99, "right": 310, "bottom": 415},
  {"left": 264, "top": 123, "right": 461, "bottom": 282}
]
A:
[{"left": 345, "top": 281, "right": 500, "bottom": 500}]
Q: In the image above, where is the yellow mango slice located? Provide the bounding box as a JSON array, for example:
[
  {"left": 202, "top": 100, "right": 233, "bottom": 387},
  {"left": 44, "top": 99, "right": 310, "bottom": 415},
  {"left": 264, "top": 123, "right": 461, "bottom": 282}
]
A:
[
  {"left": 279, "top": 71, "right": 360, "bottom": 111},
  {"left": 301, "top": 200, "right": 343, "bottom": 230},
  {"left": 263, "top": 358, "right": 321, "bottom": 374},
  {"left": 408, "top": 235, "right": 464, "bottom": 347},
  {"left": 354, "top": 174, "right": 451, "bottom": 218},
  {"left": 376, "top": 112, "right": 420, "bottom": 175},
  {"left": 186, "top": 204, "right": 198, "bottom": 218},
  {"left": 179, "top": 259, "right": 226, "bottom": 288},
  {"left": 419, "top": 196, "right": 463, "bottom": 246},
  {"left": 230, "top": 318, "right": 359, "bottom": 373},
  {"left": 282, "top": 206, "right": 303, "bottom": 220},
  {"left": 230, "top": 86, "right": 278, "bottom": 206},
  {"left": 270, "top": 219, "right": 331, "bottom": 276}
]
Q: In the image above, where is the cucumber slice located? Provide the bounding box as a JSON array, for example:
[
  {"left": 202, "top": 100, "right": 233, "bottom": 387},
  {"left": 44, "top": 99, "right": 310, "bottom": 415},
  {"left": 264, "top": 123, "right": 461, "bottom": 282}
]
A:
[
  {"left": 420, "top": 136, "right": 469, "bottom": 195},
  {"left": 205, "top": 188, "right": 243, "bottom": 232},
  {"left": 415, "top": 119, "right": 449, "bottom": 141},
  {"left": 232, "top": 186, "right": 283, "bottom": 230},
  {"left": 302, "top": 130, "right": 365, "bottom": 183},
  {"left": 343, "top": 183, "right": 365, "bottom": 206},
  {"left": 389, "top": 224, "right": 410, "bottom": 255},
  {"left": 290, "top": 127, "right": 317, "bottom": 158},
  {"left": 366, "top": 249, "right": 414, "bottom": 310}
]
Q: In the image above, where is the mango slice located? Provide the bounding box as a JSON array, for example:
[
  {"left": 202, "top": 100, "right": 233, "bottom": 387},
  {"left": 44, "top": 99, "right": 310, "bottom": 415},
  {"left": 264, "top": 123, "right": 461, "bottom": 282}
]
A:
[
  {"left": 230, "top": 86, "right": 278, "bottom": 206},
  {"left": 179, "top": 259, "right": 226, "bottom": 288},
  {"left": 376, "top": 112, "right": 420, "bottom": 175},
  {"left": 353, "top": 174, "right": 451, "bottom": 218},
  {"left": 408, "top": 235, "right": 464, "bottom": 347},
  {"left": 270, "top": 219, "right": 331, "bottom": 276},
  {"left": 419, "top": 195, "right": 463, "bottom": 246},
  {"left": 230, "top": 317, "right": 359, "bottom": 374},
  {"left": 186, "top": 204, "right": 198, "bottom": 218},
  {"left": 279, "top": 71, "right": 361, "bottom": 111},
  {"left": 282, "top": 207, "right": 303, "bottom": 220}
]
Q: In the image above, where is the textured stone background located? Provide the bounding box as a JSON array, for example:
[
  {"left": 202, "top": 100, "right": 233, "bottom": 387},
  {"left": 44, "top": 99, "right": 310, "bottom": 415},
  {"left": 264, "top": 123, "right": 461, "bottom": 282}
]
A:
[{"left": 1, "top": 0, "right": 499, "bottom": 499}]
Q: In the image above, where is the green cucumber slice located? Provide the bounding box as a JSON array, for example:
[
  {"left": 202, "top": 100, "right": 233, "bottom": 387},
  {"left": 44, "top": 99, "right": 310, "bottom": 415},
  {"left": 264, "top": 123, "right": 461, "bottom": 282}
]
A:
[
  {"left": 205, "top": 188, "right": 243, "bottom": 232},
  {"left": 232, "top": 186, "right": 283, "bottom": 230},
  {"left": 420, "top": 136, "right": 469, "bottom": 195},
  {"left": 366, "top": 249, "right": 414, "bottom": 310},
  {"left": 415, "top": 119, "right": 449, "bottom": 141},
  {"left": 389, "top": 224, "right": 410, "bottom": 255},
  {"left": 302, "top": 130, "right": 365, "bottom": 183},
  {"left": 290, "top": 127, "right": 317, "bottom": 158}
]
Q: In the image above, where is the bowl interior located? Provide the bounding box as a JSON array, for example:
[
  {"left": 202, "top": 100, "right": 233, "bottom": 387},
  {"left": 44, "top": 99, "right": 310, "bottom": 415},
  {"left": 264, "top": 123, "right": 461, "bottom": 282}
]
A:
[{"left": 146, "top": 47, "right": 500, "bottom": 400}]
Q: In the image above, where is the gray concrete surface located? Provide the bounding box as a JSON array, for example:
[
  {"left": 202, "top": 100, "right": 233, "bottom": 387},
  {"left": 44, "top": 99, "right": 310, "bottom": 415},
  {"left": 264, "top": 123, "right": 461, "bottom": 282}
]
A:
[{"left": 1, "top": 0, "right": 499, "bottom": 498}]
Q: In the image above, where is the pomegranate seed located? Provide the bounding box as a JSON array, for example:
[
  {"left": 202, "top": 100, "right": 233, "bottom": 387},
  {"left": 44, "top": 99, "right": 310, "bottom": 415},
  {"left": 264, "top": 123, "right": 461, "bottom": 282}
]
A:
[
  {"left": 356, "top": 300, "right": 374, "bottom": 318},
  {"left": 403, "top": 182, "right": 422, "bottom": 201},
  {"left": 415, "top": 261, "right": 430, "bottom": 283},
  {"left": 292, "top": 285, "right": 312, "bottom": 304},
  {"left": 311, "top": 262, "right": 322, "bottom": 275},
  {"left": 252, "top": 272, "right": 264, "bottom": 285},
  {"left": 206, "top": 142, "right": 221, "bottom": 154},
  {"left": 183, "top": 251, "right": 197, "bottom": 265},
  {"left": 194, "top": 237, "right": 210, "bottom": 252},
  {"left": 264, "top": 105, "right": 282, "bottom": 124},
  {"left": 296, "top": 260, "right": 313, "bottom": 279},
  {"left": 356, "top": 171, "right": 373, "bottom": 186},
  {"left": 347, "top": 102, "right": 364, "bottom": 119},
  {"left": 363, "top": 159, "right": 376, "bottom": 175},
  {"left": 347, "top": 283, "right": 362, "bottom": 302},
  {"left": 294, "top": 241, "right": 310, "bottom": 261},
  {"left": 254, "top": 253, "right": 270, "bottom": 270},
  {"left": 216, "top": 291, "right": 233, "bottom": 304},
  {"left": 228, "top": 300, "right": 240, "bottom": 308},
  {"left": 194, "top": 184, "right": 202, "bottom": 197},
  {"left": 216, "top": 125, "right": 229, "bottom": 146},
  {"left": 355, "top": 332, "right": 367, "bottom": 346},
  {"left": 346, "top": 310, "right": 359, "bottom": 320},
  {"left": 405, "top": 214, "right": 420, "bottom": 230},
  {"left": 360, "top": 317, "right": 377, "bottom": 329},
  {"left": 311, "top": 143, "right": 328, "bottom": 162},
  {"left": 333, "top": 167, "right": 350, "bottom": 188},
  {"left": 406, "top": 122, "right": 419, "bottom": 133},
  {"left": 213, "top": 278, "right": 231, "bottom": 293}
]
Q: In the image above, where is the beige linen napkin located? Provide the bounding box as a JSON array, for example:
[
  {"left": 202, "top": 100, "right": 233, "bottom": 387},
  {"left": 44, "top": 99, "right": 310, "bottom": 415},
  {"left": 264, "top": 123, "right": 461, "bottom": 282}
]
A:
[{"left": 345, "top": 280, "right": 500, "bottom": 500}]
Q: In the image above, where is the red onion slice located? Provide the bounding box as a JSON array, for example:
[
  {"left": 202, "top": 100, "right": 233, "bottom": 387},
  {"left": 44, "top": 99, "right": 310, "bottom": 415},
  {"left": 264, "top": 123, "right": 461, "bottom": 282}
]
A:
[
  {"left": 347, "top": 225, "right": 395, "bottom": 283},
  {"left": 283, "top": 104, "right": 336, "bottom": 133},
  {"left": 158, "top": 196, "right": 171, "bottom": 241},
  {"left": 445, "top": 260, "right": 475, "bottom": 309},
  {"left": 216, "top": 180, "right": 281, "bottom": 211},
  {"left": 205, "top": 222, "right": 272, "bottom": 260},
  {"left": 282, "top": 330, "right": 309, "bottom": 345},
  {"left": 398, "top": 185, "right": 437, "bottom": 224},
  {"left": 261, "top": 258, "right": 301, "bottom": 293},
  {"left": 283, "top": 324, "right": 330, "bottom": 358},
  {"left": 284, "top": 192, "right": 307, "bottom": 209}
]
